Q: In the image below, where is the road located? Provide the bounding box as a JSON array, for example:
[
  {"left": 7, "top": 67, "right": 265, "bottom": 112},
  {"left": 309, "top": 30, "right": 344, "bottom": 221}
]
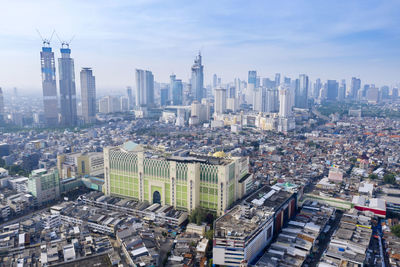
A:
[{"left": 307, "top": 210, "right": 343, "bottom": 267}]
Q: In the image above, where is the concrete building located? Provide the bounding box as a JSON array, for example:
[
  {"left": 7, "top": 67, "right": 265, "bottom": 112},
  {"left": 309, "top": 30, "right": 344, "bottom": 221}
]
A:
[
  {"left": 278, "top": 85, "right": 295, "bottom": 132},
  {"left": 28, "top": 169, "right": 60, "bottom": 205},
  {"left": 57, "top": 152, "right": 104, "bottom": 179},
  {"left": 58, "top": 45, "right": 77, "bottom": 127},
  {"left": 40, "top": 44, "right": 59, "bottom": 126},
  {"left": 214, "top": 87, "right": 227, "bottom": 115},
  {"left": 213, "top": 186, "right": 296, "bottom": 266},
  {"left": 104, "top": 141, "right": 253, "bottom": 215},
  {"left": 191, "top": 52, "right": 204, "bottom": 102},
  {"left": 135, "top": 69, "right": 154, "bottom": 108},
  {"left": 80, "top": 68, "right": 96, "bottom": 124},
  {"left": 295, "top": 74, "right": 308, "bottom": 109},
  {"left": 127, "top": 86, "right": 134, "bottom": 110}
]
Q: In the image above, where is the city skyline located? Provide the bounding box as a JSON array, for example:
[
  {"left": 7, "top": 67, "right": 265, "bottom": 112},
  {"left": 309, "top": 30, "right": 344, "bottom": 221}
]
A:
[{"left": 0, "top": 0, "right": 400, "bottom": 93}]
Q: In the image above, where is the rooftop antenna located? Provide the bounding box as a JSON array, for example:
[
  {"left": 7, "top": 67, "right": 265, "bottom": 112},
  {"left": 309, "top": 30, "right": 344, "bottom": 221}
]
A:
[
  {"left": 55, "top": 31, "right": 75, "bottom": 48},
  {"left": 36, "top": 29, "right": 55, "bottom": 47}
]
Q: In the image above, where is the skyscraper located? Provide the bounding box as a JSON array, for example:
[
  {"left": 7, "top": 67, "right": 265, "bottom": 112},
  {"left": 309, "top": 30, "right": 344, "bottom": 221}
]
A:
[
  {"left": 127, "top": 86, "right": 134, "bottom": 110},
  {"left": 160, "top": 88, "right": 168, "bottom": 106},
  {"left": 313, "top": 79, "right": 322, "bottom": 99},
  {"left": 338, "top": 79, "right": 346, "bottom": 101},
  {"left": 350, "top": 77, "right": 361, "bottom": 100},
  {"left": 191, "top": 52, "right": 204, "bottom": 102},
  {"left": 279, "top": 85, "right": 293, "bottom": 118},
  {"left": 170, "top": 74, "right": 183, "bottom": 105},
  {"left": 327, "top": 80, "right": 339, "bottom": 101},
  {"left": 58, "top": 45, "right": 77, "bottom": 126},
  {"left": 248, "top": 71, "right": 257, "bottom": 87},
  {"left": 275, "top": 73, "right": 281, "bottom": 87},
  {"left": 212, "top": 74, "right": 218, "bottom": 88},
  {"left": 295, "top": 74, "right": 309, "bottom": 109},
  {"left": 135, "top": 69, "right": 154, "bottom": 108},
  {"left": 40, "top": 43, "right": 58, "bottom": 126},
  {"left": 80, "top": 68, "right": 96, "bottom": 124},
  {"left": 214, "top": 87, "right": 227, "bottom": 115}
]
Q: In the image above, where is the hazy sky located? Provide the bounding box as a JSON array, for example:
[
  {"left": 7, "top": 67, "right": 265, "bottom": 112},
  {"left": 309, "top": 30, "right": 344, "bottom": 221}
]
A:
[{"left": 1, "top": 0, "right": 399, "bottom": 93}]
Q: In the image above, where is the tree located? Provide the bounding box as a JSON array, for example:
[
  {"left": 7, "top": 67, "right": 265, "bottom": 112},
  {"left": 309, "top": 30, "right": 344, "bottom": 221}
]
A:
[
  {"left": 384, "top": 173, "right": 396, "bottom": 184},
  {"left": 392, "top": 224, "right": 400, "bottom": 238},
  {"left": 368, "top": 174, "right": 378, "bottom": 180},
  {"left": 205, "top": 230, "right": 214, "bottom": 240}
]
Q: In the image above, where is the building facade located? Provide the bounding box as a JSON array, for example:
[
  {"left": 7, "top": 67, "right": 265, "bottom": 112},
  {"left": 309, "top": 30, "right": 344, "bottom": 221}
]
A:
[
  {"left": 214, "top": 87, "right": 227, "bottom": 115},
  {"left": 58, "top": 46, "right": 77, "bottom": 126},
  {"left": 295, "top": 74, "right": 308, "bottom": 109},
  {"left": 40, "top": 45, "right": 59, "bottom": 126},
  {"left": 191, "top": 52, "right": 204, "bottom": 102},
  {"left": 28, "top": 169, "right": 60, "bottom": 205},
  {"left": 80, "top": 68, "right": 96, "bottom": 124},
  {"left": 135, "top": 69, "right": 154, "bottom": 108},
  {"left": 104, "top": 142, "right": 252, "bottom": 215}
]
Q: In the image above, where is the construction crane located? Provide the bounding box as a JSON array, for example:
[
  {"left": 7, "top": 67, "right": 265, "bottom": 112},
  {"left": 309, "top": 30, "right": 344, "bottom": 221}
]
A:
[
  {"left": 36, "top": 29, "right": 55, "bottom": 47},
  {"left": 55, "top": 31, "right": 75, "bottom": 48}
]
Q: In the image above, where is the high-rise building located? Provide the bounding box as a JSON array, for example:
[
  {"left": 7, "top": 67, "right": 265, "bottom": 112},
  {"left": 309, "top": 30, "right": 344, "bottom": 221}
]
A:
[
  {"left": 212, "top": 74, "right": 218, "bottom": 88},
  {"left": 135, "top": 69, "right": 154, "bottom": 108},
  {"left": 278, "top": 85, "right": 295, "bottom": 132},
  {"left": 160, "top": 88, "right": 168, "bottom": 106},
  {"left": 80, "top": 68, "right": 96, "bottom": 124},
  {"left": 265, "top": 89, "right": 279, "bottom": 113},
  {"left": 350, "top": 77, "right": 361, "bottom": 100},
  {"left": 279, "top": 85, "right": 292, "bottom": 118},
  {"left": 295, "top": 74, "right": 309, "bottom": 109},
  {"left": 40, "top": 44, "right": 59, "bottom": 126},
  {"left": 120, "top": 96, "right": 129, "bottom": 112},
  {"left": 338, "top": 79, "right": 346, "bottom": 101},
  {"left": 248, "top": 71, "right": 257, "bottom": 87},
  {"left": 58, "top": 46, "right": 77, "bottom": 126},
  {"left": 127, "top": 86, "right": 134, "bottom": 110},
  {"left": 0, "top": 88, "right": 4, "bottom": 118},
  {"left": 191, "top": 52, "right": 204, "bottom": 102},
  {"left": 380, "top": 86, "right": 389, "bottom": 100},
  {"left": 327, "top": 80, "right": 339, "bottom": 101},
  {"left": 214, "top": 87, "right": 227, "bottom": 115},
  {"left": 103, "top": 141, "right": 252, "bottom": 215},
  {"left": 313, "top": 79, "right": 322, "bottom": 99},
  {"left": 170, "top": 74, "right": 183, "bottom": 105},
  {"left": 275, "top": 73, "right": 281, "bottom": 87}
]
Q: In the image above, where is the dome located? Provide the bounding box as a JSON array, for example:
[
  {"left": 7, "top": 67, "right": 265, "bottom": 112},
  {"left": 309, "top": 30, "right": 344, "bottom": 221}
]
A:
[{"left": 213, "top": 151, "right": 226, "bottom": 158}]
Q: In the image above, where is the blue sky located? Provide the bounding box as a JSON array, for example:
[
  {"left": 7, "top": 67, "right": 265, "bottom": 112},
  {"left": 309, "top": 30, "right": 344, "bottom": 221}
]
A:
[{"left": 0, "top": 0, "right": 399, "bottom": 93}]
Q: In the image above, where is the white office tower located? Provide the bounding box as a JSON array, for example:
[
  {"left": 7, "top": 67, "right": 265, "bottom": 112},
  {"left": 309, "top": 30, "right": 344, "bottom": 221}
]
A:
[
  {"left": 226, "top": 98, "right": 238, "bottom": 112},
  {"left": 120, "top": 96, "right": 129, "bottom": 112},
  {"left": 98, "top": 96, "right": 121, "bottom": 114},
  {"left": 214, "top": 87, "right": 227, "bottom": 115},
  {"left": 175, "top": 108, "right": 185, "bottom": 127},
  {"left": 135, "top": 69, "right": 154, "bottom": 108},
  {"left": 265, "top": 89, "right": 279, "bottom": 113},
  {"left": 190, "top": 101, "right": 207, "bottom": 125},
  {"left": 253, "top": 87, "right": 262, "bottom": 112},
  {"left": 278, "top": 85, "right": 295, "bottom": 132},
  {"left": 245, "top": 83, "right": 255, "bottom": 105},
  {"left": 98, "top": 98, "right": 108, "bottom": 114},
  {"left": 201, "top": 98, "right": 212, "bottom": 121}
]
